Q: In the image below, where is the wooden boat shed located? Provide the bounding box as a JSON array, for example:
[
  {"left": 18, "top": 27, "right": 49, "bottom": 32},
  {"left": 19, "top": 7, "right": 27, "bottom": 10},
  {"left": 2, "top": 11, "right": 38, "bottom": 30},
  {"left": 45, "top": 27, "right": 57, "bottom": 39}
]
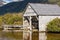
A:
[{"left": 23, "top": 3, "right": 60, "bottom": 31}]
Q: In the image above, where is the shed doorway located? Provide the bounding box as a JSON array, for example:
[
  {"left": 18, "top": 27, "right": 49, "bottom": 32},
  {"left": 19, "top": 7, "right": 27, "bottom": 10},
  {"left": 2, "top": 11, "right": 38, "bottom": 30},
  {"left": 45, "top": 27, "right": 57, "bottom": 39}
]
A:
[
  {"left": 31, "top": 16, "right": 39, "bottom": 31},
  {"left": 23, "top": 16, "right": 39, "bottom": 31}
]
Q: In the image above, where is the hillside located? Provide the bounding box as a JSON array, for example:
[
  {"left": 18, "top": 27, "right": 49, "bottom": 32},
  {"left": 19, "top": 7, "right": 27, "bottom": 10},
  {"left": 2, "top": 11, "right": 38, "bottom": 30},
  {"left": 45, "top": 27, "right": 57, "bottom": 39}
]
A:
[
  {"left": 0, "top": 0, "right": 48, "bottom": 15},
  {"left": 0, "top": 1, "right": 27, "bottom": 15},
  {"left": 0, "top": 0, "right": 60, "bottom": 15}
]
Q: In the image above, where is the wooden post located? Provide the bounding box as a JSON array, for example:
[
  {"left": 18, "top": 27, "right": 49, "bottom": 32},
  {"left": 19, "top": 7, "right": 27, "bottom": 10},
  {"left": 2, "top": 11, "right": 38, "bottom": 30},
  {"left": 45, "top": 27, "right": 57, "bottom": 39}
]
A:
[
  {"left": 23, "top": 16, "right": 24, "bottom": 40},
  {"left": 30, "top": 31, "right": 32, "bottom": 40},
  {"left": 30, "top": 16, "right": 32, "bottom": 40},
  {"left": 30, "top": 16, "right": 32, "bottom": 31},
  {"left": 23, "top": 16, "right": 24, "bottom": 29}
]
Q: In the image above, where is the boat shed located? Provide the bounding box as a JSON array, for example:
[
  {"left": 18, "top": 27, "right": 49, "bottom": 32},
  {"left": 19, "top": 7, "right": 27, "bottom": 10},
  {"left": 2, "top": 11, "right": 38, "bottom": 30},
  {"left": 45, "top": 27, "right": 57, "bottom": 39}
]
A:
[{"left": 23, "top": 3, "right": 60, "bottom": 31}]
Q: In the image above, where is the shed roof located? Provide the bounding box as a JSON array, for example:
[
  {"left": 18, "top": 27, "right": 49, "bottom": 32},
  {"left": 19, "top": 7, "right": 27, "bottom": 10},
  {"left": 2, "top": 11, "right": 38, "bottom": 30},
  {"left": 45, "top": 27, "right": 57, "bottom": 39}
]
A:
[{"left": 29, "top": 3, "right": 60, "bottom": 16}]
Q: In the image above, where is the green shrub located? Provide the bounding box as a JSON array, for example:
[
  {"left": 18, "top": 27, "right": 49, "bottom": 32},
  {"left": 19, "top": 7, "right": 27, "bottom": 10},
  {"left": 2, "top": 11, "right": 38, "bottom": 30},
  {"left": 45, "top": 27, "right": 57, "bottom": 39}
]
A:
[
  {"left": 0, "top": 13, "right": 23, "bottom": 29},
  {"left": 47, "top": 18, "right": 60, "bottom": 32}
]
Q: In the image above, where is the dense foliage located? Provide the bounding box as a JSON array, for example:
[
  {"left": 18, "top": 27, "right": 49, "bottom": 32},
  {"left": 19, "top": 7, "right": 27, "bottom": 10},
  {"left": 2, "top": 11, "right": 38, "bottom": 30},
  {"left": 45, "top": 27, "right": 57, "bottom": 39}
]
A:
[
  {"left": 47, "top": 18, "right": 60, "bottom": 32},
  {"left": 0, "top": 13, "right": 23, "bottom": 26}
]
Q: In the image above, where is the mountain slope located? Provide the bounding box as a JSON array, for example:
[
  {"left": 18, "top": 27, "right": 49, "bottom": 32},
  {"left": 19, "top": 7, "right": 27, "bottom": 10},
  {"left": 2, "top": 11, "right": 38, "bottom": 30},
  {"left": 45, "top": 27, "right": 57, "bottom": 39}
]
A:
[
  {"left": 0, "top": 0, "right": 48, "bottom": 15},
  {"left": 0, "top": 1, "right": 27, "bottom": 15}
]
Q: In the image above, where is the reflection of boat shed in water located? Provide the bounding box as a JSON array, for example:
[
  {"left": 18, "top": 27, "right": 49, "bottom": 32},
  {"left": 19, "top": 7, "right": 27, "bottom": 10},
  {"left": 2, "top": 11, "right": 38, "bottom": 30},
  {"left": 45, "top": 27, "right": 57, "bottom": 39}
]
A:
[{"left": 23, "top": 3, "right": 60, "bottom": 31}]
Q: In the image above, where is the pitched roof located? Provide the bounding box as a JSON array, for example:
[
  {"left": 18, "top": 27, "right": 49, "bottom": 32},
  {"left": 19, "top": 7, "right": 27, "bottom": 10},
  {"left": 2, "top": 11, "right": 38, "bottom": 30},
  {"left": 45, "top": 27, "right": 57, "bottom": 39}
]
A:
[{"left": 29, "top": 3, "right": 60, "bottom": 16}]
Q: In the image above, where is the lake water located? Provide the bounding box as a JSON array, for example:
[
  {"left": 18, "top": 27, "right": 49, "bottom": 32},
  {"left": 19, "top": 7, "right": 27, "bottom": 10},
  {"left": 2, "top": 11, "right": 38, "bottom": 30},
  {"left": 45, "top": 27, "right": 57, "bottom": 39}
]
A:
[{"left": 0, "top": 31, "right": 60, "bottom": 40}]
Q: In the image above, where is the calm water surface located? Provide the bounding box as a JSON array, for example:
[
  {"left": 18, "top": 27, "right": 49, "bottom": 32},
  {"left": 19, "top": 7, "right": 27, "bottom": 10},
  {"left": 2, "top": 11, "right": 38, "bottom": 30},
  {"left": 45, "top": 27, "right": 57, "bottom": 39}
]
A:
[{"left": 0, "top": 31, "right": 60, "bottom": 40}]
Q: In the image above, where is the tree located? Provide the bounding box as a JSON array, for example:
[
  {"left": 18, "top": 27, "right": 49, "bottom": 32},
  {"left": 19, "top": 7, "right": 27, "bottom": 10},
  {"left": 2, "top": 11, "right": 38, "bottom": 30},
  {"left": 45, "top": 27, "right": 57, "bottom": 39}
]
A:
[
  {"left": 0, "top": 16, "right": 3, "bottom": 26},
  {"left": 57, "top": 2, "right": 60, "bottom": 6},
  {"left": 48, "top": 0, "right": 60, "bottom": 6},
  {"left": 0, "top": 13, "right": 23, "bottom": 25},
  {"left": 47, "top": 18, "right": 60, "bottom": 32},
  {"left": 2, "top": 13, "right": 12, "bottom": 24},
  {"left": 48, "top": 0, "right": 57, "bottom": 4},
  {"left": 7, "top": 14, "right": 23, "bottom": 25}
]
